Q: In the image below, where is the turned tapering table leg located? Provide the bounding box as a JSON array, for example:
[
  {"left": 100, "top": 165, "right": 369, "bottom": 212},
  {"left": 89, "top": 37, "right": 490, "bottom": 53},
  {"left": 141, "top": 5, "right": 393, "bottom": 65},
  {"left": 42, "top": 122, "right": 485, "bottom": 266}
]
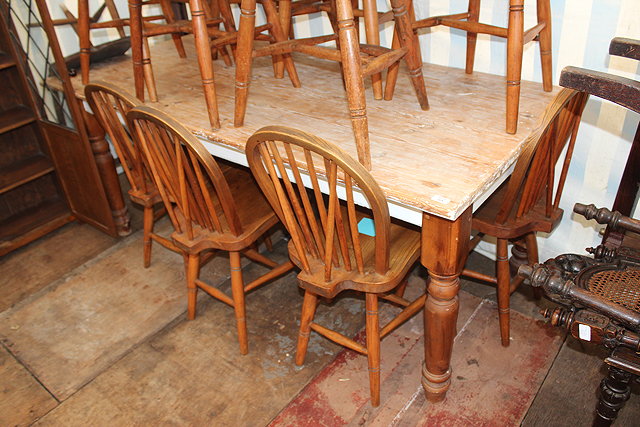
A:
[
  {"left": 82, "top": 109, "right": 131, "bottom": 236},
  {"left": 420, "top": 206, "right": 472, "bottom": 401}
]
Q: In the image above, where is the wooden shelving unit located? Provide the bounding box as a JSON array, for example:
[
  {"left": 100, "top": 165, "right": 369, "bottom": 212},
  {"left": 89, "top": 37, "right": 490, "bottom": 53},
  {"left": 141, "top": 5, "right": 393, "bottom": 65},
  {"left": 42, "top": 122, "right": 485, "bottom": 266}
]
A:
[{"left": 0, "top": 12, "right": 72, "bottom": 256}]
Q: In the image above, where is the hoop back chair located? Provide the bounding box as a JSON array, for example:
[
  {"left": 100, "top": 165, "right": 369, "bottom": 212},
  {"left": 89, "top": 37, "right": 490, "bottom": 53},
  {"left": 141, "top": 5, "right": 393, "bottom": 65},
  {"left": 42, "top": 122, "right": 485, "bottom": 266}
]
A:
[
  {"left": 411, "top": 0, "right": 553, "bottom": 134},
  {"left": 246, "top": 126, "right": 425, "bottom": 406},
  {"left": 464, "top": 87, "right": 589, "bottom": 346},
  {"left": 126, "top": 106, "right": 293, "bottom": 354},
  {"left": 85, "top": 82, "right": 181, "bottom": 267}
]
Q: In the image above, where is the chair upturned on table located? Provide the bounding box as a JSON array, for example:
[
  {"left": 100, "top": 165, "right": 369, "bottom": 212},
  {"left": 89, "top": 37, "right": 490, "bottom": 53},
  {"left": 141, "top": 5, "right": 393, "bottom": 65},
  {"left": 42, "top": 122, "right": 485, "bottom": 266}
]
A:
[
  {"left": 126, "top": 106, "right": 294, "bottom": 354},
  {"left": 77, "top": 0, "right": 191, "bottom": 86},
  {"left": 462, "top": 87, "right": 588, "bottom": 346},
  {"left": 412, "top": 0, "right": 553, "bottom": 134},
  {"left": 229, "top": 0, "right": 428, "bottom": 170},
  {"left": 85, "top": 81, "right": 182, "bottom": 267},
  {"left": 128, "top": 0, "right": 237, "bottom": 106},
  {"left": 246, "top": 125, "right": 426, "bottom": 406}
]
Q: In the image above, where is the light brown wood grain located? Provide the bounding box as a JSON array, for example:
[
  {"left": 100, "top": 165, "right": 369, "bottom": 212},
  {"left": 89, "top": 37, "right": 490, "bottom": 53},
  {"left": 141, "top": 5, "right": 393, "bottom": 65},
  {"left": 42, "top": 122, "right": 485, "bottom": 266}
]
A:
[{"left": 62, "top": 36, "right": 557, "bottom": 221}]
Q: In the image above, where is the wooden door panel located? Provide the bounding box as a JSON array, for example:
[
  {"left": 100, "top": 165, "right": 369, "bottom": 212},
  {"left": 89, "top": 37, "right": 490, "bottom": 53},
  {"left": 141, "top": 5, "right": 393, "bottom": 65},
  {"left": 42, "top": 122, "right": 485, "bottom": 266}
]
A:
[{"left": 41, "top": 120, "right": 117, "bottom": 236}]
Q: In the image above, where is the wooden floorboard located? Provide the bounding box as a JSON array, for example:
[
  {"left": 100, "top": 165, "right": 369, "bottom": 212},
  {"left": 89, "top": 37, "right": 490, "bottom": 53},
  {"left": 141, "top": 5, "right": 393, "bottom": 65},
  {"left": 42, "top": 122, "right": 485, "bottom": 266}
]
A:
[
  {"left": 0, "top": 345, "right": 58, "bottom": 426},
  {"left": 1, "top": 195, "right": 640, "bottom": 425},
  {"left": 0, "top": 222, "right": 116, "bottom": 313},
  {"left": 523, "top": 337, "right": 640, "bottom": 426}
]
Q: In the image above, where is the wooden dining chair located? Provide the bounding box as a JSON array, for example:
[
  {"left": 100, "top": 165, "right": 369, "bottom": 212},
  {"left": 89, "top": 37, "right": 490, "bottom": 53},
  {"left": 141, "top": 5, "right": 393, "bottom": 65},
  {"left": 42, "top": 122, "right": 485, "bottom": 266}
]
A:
[
  {"left": 463, "top": 87, "right": 589, "bottom": 346},
  {"left": 246, "top": 125, "right": 426, "bottom": 406},
  {"left": 77, "top": 0, "right": 193, "bottom": 85},
  {"left": 409, "top": 0, "right": 553, "bottom": 134},
  {"left": 128, "top": 0, "right": 237, "bottom": 106},
  {"left": 226, "top": 0, "right": 428, "bottom": 170},
  {"left": 85, "top": 81, "right": 181, "bottom": 267},
  {"left": 126, "top": 106, "right": 294, "bottom": 354}
]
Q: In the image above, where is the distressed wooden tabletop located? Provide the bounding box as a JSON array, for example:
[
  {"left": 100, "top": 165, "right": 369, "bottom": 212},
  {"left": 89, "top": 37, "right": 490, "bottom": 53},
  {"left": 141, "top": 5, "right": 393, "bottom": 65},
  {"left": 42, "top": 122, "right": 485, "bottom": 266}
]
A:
[{"left": 65, "top": 36, "right": 558, "bottom": 220}]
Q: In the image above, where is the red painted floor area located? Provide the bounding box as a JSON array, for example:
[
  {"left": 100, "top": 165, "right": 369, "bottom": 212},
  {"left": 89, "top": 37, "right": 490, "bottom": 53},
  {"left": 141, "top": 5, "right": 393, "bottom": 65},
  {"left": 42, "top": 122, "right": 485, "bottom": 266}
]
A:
[{"left": 270, "top": 291, "right": 563, "bottom": 426}]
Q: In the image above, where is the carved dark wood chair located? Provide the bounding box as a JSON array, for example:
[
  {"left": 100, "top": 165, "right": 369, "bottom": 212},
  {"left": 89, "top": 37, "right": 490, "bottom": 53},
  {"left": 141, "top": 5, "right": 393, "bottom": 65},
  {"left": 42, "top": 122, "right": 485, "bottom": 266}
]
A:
[
  {"left": 85, "top": 82, "right": 181, "bottom": 267},
  {"left": 521, "top": 204, "right": 640, "bottom": 426},
  {"left": 230, "top": 0, "right": 428, "bottom": 170},
  {"left": 408, "top": 0, "right": 553, "bottom": 134},
  {"left": 246, "top": 126, "right": 426, "bottom": 406},
  {"left": 126, "top": 106, "right": 294, "bottom": 354},
  {"left": 560, "top": 37, "right": 640, "bottom": 249},
  {"left": 520, "top": 38, "right": 640, "bottom": 425},
  {"left": 463, "top": 87, "right": 588, "bottom": 346}
]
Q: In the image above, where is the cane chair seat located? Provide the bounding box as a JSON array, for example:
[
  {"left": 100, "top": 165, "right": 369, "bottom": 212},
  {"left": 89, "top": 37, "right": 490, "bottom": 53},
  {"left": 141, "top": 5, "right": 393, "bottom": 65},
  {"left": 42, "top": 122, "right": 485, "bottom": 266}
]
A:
[{"left": 574, "top": 262, "right": 640, "bottom": 312}]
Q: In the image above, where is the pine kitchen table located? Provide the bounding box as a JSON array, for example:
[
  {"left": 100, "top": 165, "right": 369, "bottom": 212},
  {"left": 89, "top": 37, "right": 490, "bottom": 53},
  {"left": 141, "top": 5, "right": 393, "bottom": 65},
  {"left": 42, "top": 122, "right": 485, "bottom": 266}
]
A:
[{"left": 64, "top": 36, "right": 559, "bottom": 401}]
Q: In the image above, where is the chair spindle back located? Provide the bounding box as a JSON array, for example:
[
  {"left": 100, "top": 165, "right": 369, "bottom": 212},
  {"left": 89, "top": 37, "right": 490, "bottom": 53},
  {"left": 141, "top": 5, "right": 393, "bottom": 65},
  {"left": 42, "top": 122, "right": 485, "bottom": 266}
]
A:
[
  {"left": 126, "top": 106, "right": 243, "bottom": 239},
  {"left": 246, "top": 126, "right": 391, "bottom": 281},
  {"left": 495, "top": 88, "right": 589, "bottom": 224}
]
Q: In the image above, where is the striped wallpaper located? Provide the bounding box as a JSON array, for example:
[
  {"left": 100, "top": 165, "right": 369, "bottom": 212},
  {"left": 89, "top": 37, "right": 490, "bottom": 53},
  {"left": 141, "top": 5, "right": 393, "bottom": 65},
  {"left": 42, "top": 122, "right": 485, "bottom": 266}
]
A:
[{"left": 52, "top": 0, "right": 640, "bottom": 260}]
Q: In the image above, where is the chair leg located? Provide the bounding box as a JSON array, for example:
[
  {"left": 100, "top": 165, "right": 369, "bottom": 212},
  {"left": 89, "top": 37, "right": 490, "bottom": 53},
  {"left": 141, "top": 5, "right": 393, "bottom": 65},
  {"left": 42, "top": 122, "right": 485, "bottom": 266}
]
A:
[
  {"left": 186, "top": 253, "right": 200, "bottom": 320},
  {"left": 383, "top": 29, "right": 400, "bottom": 101},
  {"left": 595, "top": 365, "right": 634, "bottom": 426},
  {"left": 190, "top": 0, "right": 221, "bottom": 129},
  {"left": 295, "top": 290, "right": 318, "bottom": 365},
  {"left": 394, "top": 278, "right": 408, "bottom": 298},
  {"left": 525, "top": 232, "right": 543, "bottom": 300},
  {"left": 390, "top": 0, "right": 429, "bottom": 110},
  {"left": 362, "top": 0, "right": 383, "bottom": 100},
  {"left": 465, "top": 0, "right": 480, "bottom": 74},
  {"left": 261, "top": 0, "right": 301, "bottom": 86},
  {"left": 366, "top": 293, "right": 381, "bottom": 406},
  {"left": 234, "top": 0, "right": 258, "bottom": 127},
  {"left": 230, "top": 251, "right": 249, "bottom": 355},
  {"left": 496, "top": 238, "right": 511, "bottom": 346},
  {"left": 335, "top": 0, "right": 371, "bottom": 169},
  {"left": 143, "top": 205, "right": 154, "bottom": 268},
  {"left": 141, "top": 37, "right": 159, "bottom": 102},
  {"left": 506, "top": 0, "right": 524, "bottom": 134},
  {"left": 274, "top": 0, "right": 292, "bottom": 79},
  {"left": 536, "top": 0, "right": 553, "bottom": 92},
  {"left": 129, "top": 0, "right": 146, "bottom": 100},
  {"left": 159, "top": 0, "right": 187, "bottom": 58},
  {"left": 78, "top": 0, "right": 91, "bottom": 85}
]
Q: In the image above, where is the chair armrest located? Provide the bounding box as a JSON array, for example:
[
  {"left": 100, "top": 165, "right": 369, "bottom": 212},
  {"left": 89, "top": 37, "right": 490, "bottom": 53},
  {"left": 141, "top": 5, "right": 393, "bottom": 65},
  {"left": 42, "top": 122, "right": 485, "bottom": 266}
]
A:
[
  {"left": 609, "top": 37, "right": 640, "bottom": 61},
  {"left": 559, "top": 66, "right": 640, "bottom": 114}
]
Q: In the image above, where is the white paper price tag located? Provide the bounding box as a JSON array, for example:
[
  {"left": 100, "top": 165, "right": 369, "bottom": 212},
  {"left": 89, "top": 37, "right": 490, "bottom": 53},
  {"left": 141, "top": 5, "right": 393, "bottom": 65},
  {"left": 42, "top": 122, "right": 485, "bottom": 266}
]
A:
[{"left": 578, "top": 324, "right": 591, "bottom": 341}]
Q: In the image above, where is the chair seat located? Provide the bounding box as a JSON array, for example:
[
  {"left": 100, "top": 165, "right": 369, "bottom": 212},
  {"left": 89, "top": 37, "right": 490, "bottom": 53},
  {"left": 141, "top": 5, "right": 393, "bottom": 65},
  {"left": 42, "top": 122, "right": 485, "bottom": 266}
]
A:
[
  {"left": 171, "top": 166, "right": 279, "bottom": 252},
  {"left": 289, "top": 212, "right": 420, "bottom": 298},
  {"left": 472, "top": 183, "right": 563, "bottom": 239},
  {"left": 128, "top": 186, "right": 162, "bottom": 207}
]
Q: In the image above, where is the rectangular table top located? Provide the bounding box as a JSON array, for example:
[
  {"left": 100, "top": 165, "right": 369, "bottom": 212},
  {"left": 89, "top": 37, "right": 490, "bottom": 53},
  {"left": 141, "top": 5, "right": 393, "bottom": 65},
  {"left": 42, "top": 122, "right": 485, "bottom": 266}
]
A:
[{"left": 66, "top": 36, "right": 558, "bottom": 222}]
